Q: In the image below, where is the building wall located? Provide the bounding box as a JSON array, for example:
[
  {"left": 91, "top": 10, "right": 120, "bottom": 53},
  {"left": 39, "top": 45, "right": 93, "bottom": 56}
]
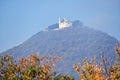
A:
[{"left": 59, "top": 22, "right": 72, "bottom": 29}]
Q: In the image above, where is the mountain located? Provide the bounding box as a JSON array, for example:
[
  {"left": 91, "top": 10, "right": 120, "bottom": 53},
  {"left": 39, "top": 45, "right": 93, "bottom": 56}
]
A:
[{"left": 1, "top": 20, "right": 118, "bottom": 79}]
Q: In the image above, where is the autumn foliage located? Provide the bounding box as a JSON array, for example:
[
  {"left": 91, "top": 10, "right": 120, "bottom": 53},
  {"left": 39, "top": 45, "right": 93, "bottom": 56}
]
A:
[
  {"left": 0, "top": 53, "right": 61, "bottom": 80},
  {"left": 73, "top": 45, "right": 120, "bottom": 80},
  {"left": 0, "top": 45, "right": 120, "bottom": 80}
]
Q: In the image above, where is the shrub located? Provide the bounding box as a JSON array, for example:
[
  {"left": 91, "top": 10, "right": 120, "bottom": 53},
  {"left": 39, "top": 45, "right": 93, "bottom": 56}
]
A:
[
  {"left": 0, "top": 53, "right": 62, "bottom": 80},
  {"left": 73, "top": 45, "right": 120, "bottom": 80}
]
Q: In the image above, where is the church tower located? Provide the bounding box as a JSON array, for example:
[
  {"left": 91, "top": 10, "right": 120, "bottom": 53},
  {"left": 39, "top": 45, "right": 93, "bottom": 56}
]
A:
[{"left": 58, "top": 18, "right": 61, "bottom": 27}]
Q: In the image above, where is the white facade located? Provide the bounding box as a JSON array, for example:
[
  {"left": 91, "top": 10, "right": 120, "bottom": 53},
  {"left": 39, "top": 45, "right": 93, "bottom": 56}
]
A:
[{"left": 58, "top": 18, "right": 72, "bottom": 29}]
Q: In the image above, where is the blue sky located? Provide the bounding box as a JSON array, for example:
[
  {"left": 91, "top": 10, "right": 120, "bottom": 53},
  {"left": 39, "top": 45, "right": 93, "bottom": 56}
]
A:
[{"left": 0, "top": 0, "right": 120, "bottom": 52}]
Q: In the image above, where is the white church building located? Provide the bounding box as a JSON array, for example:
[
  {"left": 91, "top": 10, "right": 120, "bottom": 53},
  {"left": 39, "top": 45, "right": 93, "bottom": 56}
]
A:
[{"left": 58, "top": 18, "right": 72, "bottom": 29}]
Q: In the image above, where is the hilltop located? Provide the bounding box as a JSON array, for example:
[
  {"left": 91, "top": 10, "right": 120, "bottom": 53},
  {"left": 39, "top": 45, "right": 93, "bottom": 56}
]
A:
[{"left": 1, "top": 19, "right": 118, "bottom": 79}]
